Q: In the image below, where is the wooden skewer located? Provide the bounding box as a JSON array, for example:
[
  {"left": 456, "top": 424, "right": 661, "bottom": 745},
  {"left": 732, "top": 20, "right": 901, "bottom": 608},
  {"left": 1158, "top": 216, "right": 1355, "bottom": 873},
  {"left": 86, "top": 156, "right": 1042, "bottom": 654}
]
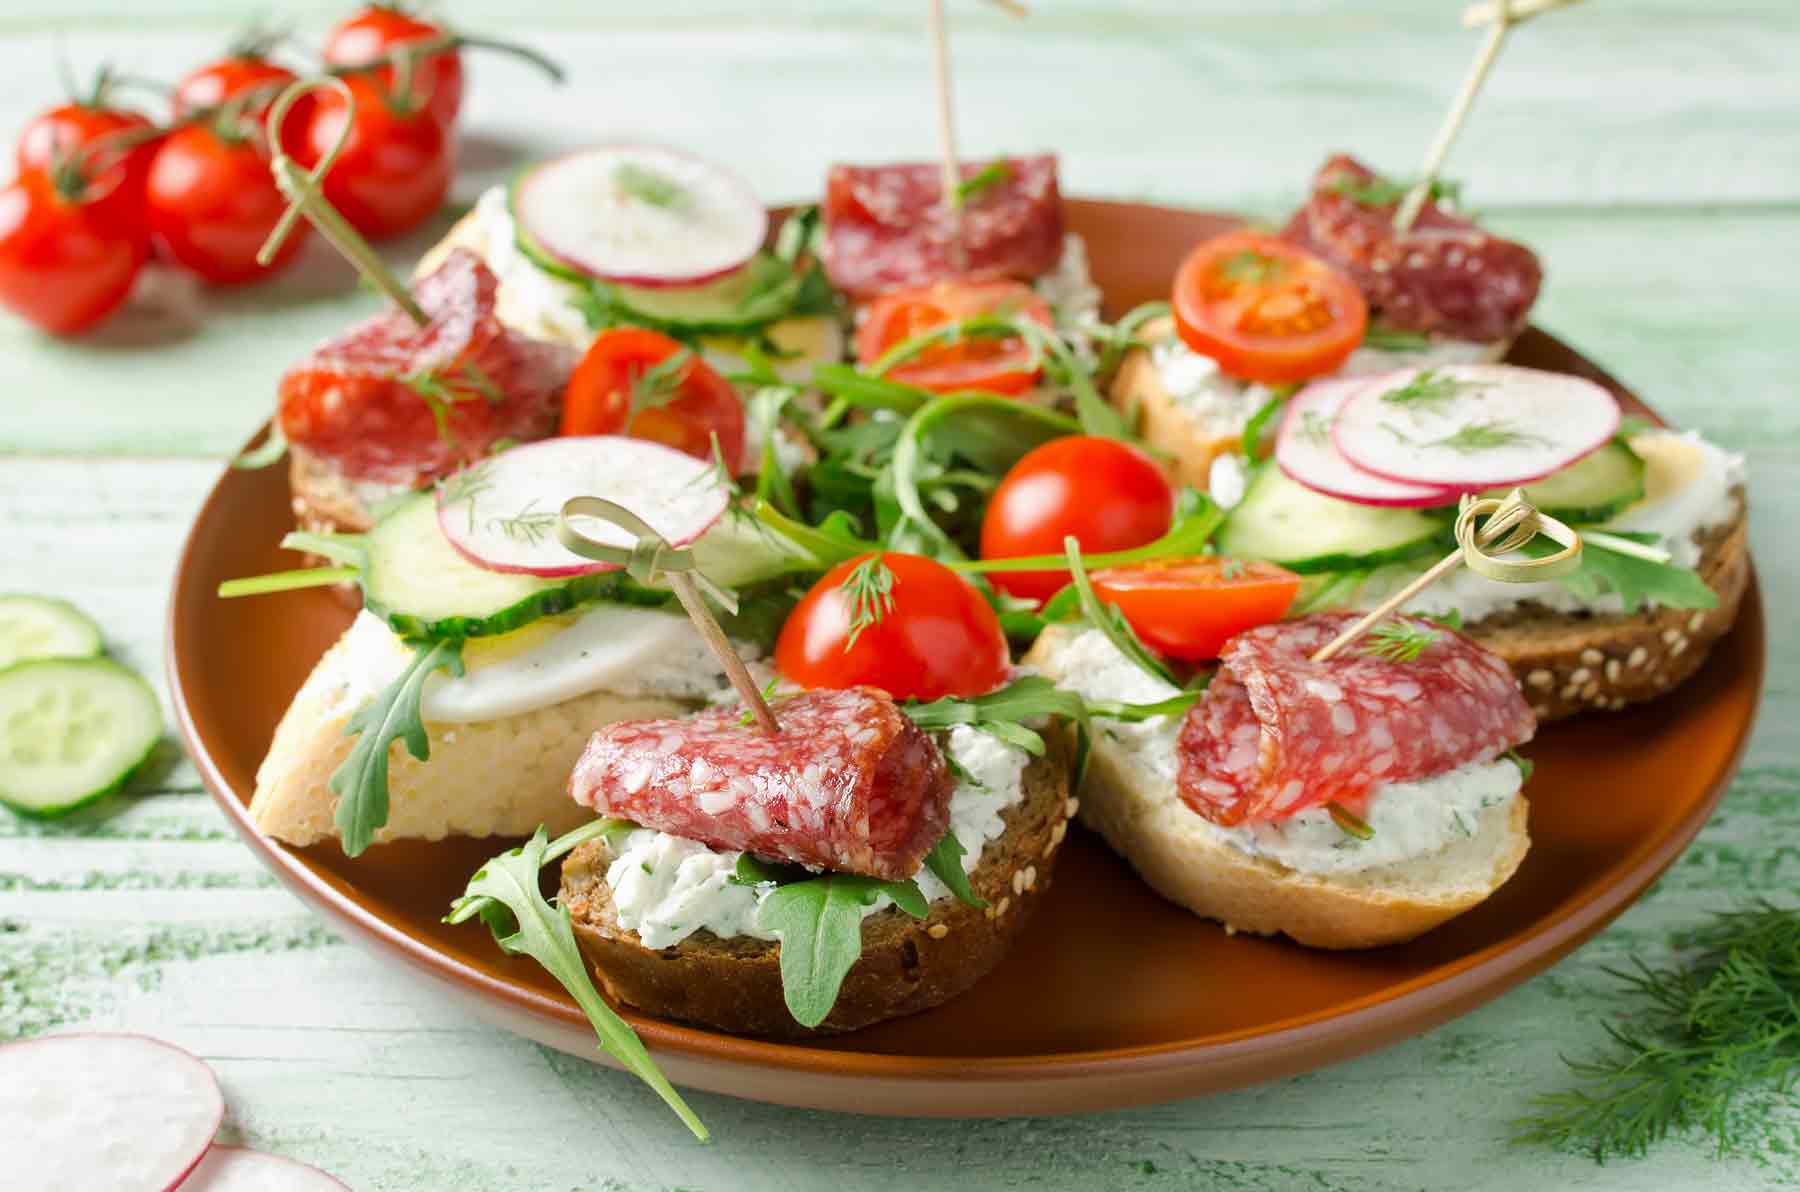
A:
[
  {"left": 1462, "top": 0, "right": 1584, "bottom": 28},
  {"left": 666, "top": 571, "right": 781, "bottom": 736},
  {"left": 927, "top": 0, "right": 967, "bottom": 271},
  {"left": 1393, "top": 0, "right": 1517, "bottom": 232}
]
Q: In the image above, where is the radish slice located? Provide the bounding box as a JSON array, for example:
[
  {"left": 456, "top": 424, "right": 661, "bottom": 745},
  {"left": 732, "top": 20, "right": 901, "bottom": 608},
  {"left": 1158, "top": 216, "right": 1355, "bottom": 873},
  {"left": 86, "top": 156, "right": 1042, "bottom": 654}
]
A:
[
  {"left": 436, "top": 436, "right": 731, "bottom": 577},
  {"left": 1275, "top": 375, "right": 1460, "bottom": 507},
  {"left": 513, "top": 144, "right": 767, "bottom": 289},
  {"left": 2, "top": 1033, "right": 223, "bottom": 1192},
  {"left": 1334, "top": 363, "right": 1620, "bottom": 489},
  {"left": 180, "top": 1146, "right": 350, "bottom": 1191}
]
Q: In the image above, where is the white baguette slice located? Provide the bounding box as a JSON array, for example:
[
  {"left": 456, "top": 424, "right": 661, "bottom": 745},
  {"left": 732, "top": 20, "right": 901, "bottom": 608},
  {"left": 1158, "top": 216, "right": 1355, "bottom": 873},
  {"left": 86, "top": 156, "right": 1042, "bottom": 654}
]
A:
[
  {"left": 249, "top": 629, "right": 691, "bottom": 848},
  {"left": 1025, "top": 627, "right": 1530, "bottom": 949}
]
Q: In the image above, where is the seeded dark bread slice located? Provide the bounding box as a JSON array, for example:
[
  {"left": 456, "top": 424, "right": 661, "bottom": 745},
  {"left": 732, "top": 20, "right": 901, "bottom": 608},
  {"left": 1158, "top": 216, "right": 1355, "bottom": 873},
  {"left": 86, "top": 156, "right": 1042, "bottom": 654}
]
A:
[
  {"left": 558, "top": 731, "right": 1074, "bottom": 1039},
  {"left": 1470, "top": 497, "right": 1748, "bottom": 721},
  {"left": 1025, "top": 626, "right": 1529, "bottom": 949}
]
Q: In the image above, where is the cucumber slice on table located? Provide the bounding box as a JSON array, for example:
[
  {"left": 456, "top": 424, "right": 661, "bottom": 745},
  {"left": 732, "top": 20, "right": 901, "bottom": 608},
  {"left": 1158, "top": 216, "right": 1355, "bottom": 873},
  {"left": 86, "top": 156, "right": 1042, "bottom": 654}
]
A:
[
  {"left": 0, "top": 658, "right": 162, "bottom": 817},
  {"left": 1218, "top": 464, "right": 1446, "bottom": 573},
  {"left": 0, "top": 595, "right": 103, "bottom": 670},
  {"left": 1489, "top": 440, "right": 1646, "bottom": 524}
]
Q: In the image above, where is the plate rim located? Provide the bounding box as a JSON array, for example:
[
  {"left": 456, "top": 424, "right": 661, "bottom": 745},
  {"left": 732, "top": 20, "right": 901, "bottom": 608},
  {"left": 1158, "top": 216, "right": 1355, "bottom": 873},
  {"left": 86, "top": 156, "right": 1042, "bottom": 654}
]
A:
[{"left": 165, "top": 197, "right": 1765, "bottom": 1115}]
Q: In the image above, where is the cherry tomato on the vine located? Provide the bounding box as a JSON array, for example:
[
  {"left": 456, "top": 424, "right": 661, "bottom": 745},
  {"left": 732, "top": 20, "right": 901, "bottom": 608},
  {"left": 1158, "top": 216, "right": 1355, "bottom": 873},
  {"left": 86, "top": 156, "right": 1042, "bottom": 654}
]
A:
[
  {"left": 775, "top": 552, "right": 1010, "bottom": 702},
  {"left": 298, "top": 75, "right": 452, "bottom": 240},
  {"left": 856, "top": 279, "right": 1053, "bottom": 395},
  {"left": 1090, "top": 557, "right": 1300, "bottom": 661},
  {"left": 0, "top": 167, "right": 147, "bottom": 335},
  {"left": 145, "top": 122, "right": 305, "bottom": 284},
  {"left": 323, "top": 5, "right": 463, "bottom": 129},
  {"left": 560, "top": 327, "right": 748, "bottom": 470},
  {"left": 17, "top": 101, "right": 158, "bottom": 212},
  {"left": 1171, "top": 230, "right": 1367, "bottom": 385},
  {"left": 171, "top": 55, "right": 299, "bottom": 121},
  {"left": 979, "top": 435, "right": 1175, "bottom": 604}
]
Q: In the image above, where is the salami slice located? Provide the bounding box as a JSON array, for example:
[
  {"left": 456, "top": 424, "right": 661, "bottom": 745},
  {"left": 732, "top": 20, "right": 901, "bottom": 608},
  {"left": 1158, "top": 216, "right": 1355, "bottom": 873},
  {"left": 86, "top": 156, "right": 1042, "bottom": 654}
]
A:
[
  {"left": 277, "top": 248, "right": 573, "bottom": 487},
  {"left": 822, "top": 155, "right": 1064, "bottom": 298},
  {"left": 1177, "top": 612, "right": 1534, "bottom": 824},
  {"left": 1281, "top": 155, "right": 1541, "bottom": 345},
  {"left": 569, "top": 686, "right": 953, "bottom": 882}
]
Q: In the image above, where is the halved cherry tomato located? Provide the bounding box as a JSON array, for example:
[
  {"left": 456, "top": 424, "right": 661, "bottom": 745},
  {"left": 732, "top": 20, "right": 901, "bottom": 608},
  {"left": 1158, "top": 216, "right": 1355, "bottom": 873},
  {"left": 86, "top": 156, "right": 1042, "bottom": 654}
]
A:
[
  {"left": 775, "top": 552, "right": 1009, "bottom": 701},
  {"left": 1172, "top": 230, "right": 1367, "bottom": 385},
  {"left": 323, "top": 5, "right": 463, "bottom": 129},
  {"left": 0, "top": 167, "right": 148, "bottom": 335},
  {"left": 561, "top": 327, "right": 747, "bottom": 470},
  {"left": 17, "top": 101, "right": 158, "bottom": 212},
  {"left": 1090, "top": 557, "right": 1300, "bottom": 661},
  {"left": 856, "top": 279, "right": 1053, "bottom": 395},
  {"left": 979, "top": 435, "right": 1174, "bottom": 604},
  {"left": 146, "top": 123, "right": 305, "bottom": 285},
  {"left": 298, "top": 75, "right": 452, "bottom": 240}
]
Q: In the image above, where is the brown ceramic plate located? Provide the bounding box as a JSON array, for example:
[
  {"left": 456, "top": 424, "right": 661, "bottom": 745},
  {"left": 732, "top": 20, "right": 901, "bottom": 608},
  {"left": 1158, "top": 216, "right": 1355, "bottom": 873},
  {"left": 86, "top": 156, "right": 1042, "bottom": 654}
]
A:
[{"left": 168, "top": 200, "right": 1763, "bottom": 1117}]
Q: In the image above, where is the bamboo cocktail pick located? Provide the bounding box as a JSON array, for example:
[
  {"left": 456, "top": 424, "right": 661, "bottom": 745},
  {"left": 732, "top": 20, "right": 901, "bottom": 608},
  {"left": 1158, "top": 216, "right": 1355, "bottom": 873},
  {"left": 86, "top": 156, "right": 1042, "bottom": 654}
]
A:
[
  {"left": 1310, "top": 489, "right": 1582, "bottom": 663},
  {"left": 556, "top": 498, "right": 781, "bottom": 736},
  {"left": 1393, "top": 0, "right": 1590, "bottom": 231},
  {"left": 926, "top": 0, "right": 1030, "bottom": 268}
]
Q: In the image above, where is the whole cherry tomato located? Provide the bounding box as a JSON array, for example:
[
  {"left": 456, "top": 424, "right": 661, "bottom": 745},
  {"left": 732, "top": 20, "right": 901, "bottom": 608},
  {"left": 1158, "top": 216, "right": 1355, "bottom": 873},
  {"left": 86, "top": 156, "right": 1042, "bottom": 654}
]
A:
[
  {"left": 1090, "top": 557, "right": 1300, "bottom": 661},
  {"left": 560, "top": 327, "right": 747, "bottom": 470},
  {"left": 979, "top": 435, "right": 1175, "bottom": 603},
  {"left": 0, "top": 166, "right": 148, "bottom": 334},
  {"left": 17, "top": 97, "right": 158, "bottom": 213},
  {"left": 1171, "top": 230, "right": 1367, "bottom": 385},
  {"left": 171, "top": 55, "right": 299, "bottom": 121},
  {"left": 856, "top": 279, "right": 1053, "bottom": 395},
  {"left": 775, "top": 552, "right": 1010, "bottom": 701},
  {"left": 145, "top": 122, "right": 305, "bottom": 284},
  {"left": 323, "top": 5, "right": 463, "bottom": 129},
  {"left": 299, "top": 75, "right": 452, "bottom": 240}
]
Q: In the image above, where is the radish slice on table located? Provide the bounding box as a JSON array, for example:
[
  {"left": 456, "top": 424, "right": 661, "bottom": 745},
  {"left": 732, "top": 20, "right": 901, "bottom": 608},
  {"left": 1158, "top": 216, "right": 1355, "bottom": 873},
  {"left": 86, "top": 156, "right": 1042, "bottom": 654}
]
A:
[
  {"left": 1275, "top": 375, "right": 1460, "bottom": 507},
  {"left": 1, "top": 1033, "right": 223, "bottom": 1192},
  {"left": 1334, "top": 363, "right": 1620, "bottom": 489},
  {"left": 436, "top": 436, "right": 731, "bottom": 577},
  {"left": 513, "top": 144, "right": 767, "bottom": 288},
  {"left": 180, "top": 1146, "right": 350, "bottom": 1191}
]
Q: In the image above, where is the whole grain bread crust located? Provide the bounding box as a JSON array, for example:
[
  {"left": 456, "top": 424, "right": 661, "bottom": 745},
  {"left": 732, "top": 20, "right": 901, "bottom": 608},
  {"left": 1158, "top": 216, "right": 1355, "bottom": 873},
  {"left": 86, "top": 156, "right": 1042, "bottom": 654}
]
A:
[{"left": 559, "top": 731, "right": 1074, "bottom": 1038}]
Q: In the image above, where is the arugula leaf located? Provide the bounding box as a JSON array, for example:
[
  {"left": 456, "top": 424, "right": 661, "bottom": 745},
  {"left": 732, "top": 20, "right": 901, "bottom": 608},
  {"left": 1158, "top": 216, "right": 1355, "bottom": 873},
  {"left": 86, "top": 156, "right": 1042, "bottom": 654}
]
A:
[
  {"left": 958, "top": 494, "right": 1224, "bottom": 576},
  {"left": 1530, "top": 533, "right": 1718, "bottom": 613},
  {"left": 446, "top": 826, "right": 708, "bottom": 1141},
  {"left": 1327, "top": 172, "right": 1462, "bottom": 209},
  {"left": 1062, "top": 536, "right": 1182, "bottom": 688},
  {"left": 758, "top": 873, "right": 928, "bottom": 1027},
  {"left": 922, "top": 832, "right": 986, "bottom": 908},
  {"left": 954, "top": 160, "right": 1011, "bottom": 203},
  {"left": 232, "top": 423, "right": 288, "bottom": 470},
  {"left": 903, "top": 674, "right": 1085, "bottom": 756},
  {"left": 1082, "top": 691, "right": 1203, "bottom": 722},
  {"left": 1242, "top": 391, "right": 1290, "bottom": 461},
  {"left": 1362, "top": 324, "right": 1433, "bottom": 352},
  {"left": 747, "top": 385, "right": 802, "bottom": 516},
  {"left": 1096, "top": 300, "right": 1172, "bottom": 378},
  {"left": 330, "top": 638, "right": 464, "bottom": 857},
  {"left": 730, "top": 852, "right": 808, "bottom": 887}
]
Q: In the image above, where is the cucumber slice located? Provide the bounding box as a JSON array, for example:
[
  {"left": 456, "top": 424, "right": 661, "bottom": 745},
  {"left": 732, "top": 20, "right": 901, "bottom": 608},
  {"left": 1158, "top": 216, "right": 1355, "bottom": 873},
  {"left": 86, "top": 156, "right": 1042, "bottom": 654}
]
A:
[
  {"left": 0, "top": 658, "right": 162, "bottom": 817},
  {"left": 0, "top": 595, "right": 103, "bottom": 670},
  {"left": 1218, "top": 463, "right": 1447, "bottom": 573},
  {"left": 1488, "top": 440, "right": 1646, "bottom": 523}
]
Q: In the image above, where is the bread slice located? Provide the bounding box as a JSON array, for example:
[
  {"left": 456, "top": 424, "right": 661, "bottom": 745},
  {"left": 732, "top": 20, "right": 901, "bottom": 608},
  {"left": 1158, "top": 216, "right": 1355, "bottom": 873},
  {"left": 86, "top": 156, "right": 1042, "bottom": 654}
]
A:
[
  {"left": 249, "top": 629, "right": 693, "bottom": 847},
  {"left": 1471, "top": 502, "right": 1748, "bottom": 720},
  {"left": 1025, "top": 627, "right": 1530, "bottom": 949},
  {"left": 559, "top": 731, "right": 1075, "bottom": 1038}
]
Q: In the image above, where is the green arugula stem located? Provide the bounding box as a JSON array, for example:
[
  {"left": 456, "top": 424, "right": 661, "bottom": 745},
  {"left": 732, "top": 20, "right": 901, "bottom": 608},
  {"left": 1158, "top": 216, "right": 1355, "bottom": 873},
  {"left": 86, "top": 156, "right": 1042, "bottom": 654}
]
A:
[
  {"left": 217, "top": 566, "right": 358, "bottom": 597},
  {"left": 953, "top": 499, "right": 1223, "bottom": 575}
]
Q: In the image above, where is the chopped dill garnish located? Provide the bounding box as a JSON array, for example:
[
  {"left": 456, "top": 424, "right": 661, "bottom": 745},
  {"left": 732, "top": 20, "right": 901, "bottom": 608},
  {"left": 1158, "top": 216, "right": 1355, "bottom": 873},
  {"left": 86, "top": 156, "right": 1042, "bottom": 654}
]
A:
[
  {"left": 954, "top": 160, "right": 1011, "bottom": 203},
  {"left": 613, "top": 161, "right": 686, "bottom": 208},
  {"left": 1377, "top": 368, "right": 1483, "bottom": 413},
  {"left": 1360, "top": 618, "right": 1440, "bottom": 663},
  {"left": 1326, "top": 801, "right": 1375, "bottom": 840}
]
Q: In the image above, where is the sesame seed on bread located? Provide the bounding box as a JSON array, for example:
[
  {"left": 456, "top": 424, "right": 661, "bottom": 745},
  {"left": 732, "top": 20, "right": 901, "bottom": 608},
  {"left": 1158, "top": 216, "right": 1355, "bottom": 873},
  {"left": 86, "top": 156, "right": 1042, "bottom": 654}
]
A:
[{"left": 558, "top": 730, "right": 1075, "bottom": 1038}]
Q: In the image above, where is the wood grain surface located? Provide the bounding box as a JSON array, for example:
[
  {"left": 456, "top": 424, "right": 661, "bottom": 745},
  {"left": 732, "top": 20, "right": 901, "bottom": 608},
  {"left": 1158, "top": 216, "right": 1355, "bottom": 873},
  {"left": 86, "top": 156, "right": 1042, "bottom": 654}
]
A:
[{"left": 2, "top": 2, "right": 1795, "bottom": 1188}]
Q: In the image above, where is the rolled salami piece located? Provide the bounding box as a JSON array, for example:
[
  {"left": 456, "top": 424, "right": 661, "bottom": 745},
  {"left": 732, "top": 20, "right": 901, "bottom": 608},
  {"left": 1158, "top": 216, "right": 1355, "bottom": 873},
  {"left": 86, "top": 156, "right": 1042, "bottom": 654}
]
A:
[
  {"left": 1178, "top": 612, "right": 1535, "bottom": 825},
  {"left": 569, "top": 686, "right": 953, "bottom": 882}
]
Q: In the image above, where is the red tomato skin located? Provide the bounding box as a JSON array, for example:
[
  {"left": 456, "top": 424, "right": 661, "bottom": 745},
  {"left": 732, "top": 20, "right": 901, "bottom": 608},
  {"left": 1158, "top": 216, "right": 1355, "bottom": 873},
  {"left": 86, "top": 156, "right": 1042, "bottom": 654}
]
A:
[
  {"left": 170, "top": 58, "right": 309, "bottom": 157},
  {"left": 145, "top": 125, "right": 306, "bottom": 285},
  {"left": 300, "top": 77, "right": 453, "bottom": 240},
  {"left": 0, "top": 171, "right": 147, "bottom": 334},
  {"left": 16, "top": 104, "right": 158, "bottom": 208},
  {"left": 560, "top": 327, "right": 748, "bottom": 471},
  {"left": 323, "top": 6, "right": 464, "bottom": 128},
  {"left": 775, "top": 553, "right": 1010, "bottom": 702},
  {"left": 1090, "top": 558, "right": 1300, "bottom": 661},
  {"left": 979, "top": 436, "right": 1175, "bottom": 603},
  {"left": 856, "top": 280, "right": 1053, "bottom": 395}
]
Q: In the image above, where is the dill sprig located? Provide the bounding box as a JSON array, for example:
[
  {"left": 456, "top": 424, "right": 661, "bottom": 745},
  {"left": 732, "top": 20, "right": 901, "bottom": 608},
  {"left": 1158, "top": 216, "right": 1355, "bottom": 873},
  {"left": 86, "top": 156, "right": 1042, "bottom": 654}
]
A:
[
  {"left": 1327, "top": 172, "right": 1462, "bottom": 209},
  {"left": 489, "top": 499, "right": 557, "bottom": 546},
  {"left": 839, "top": 553, "right": 896, "bottom": 649},
  {"left": 613, "top": 161, "right": 686, "bottom": 208},
  {"left": 1377, "top": 368, "right": 1482, "bottom": 413},
  {"left": 628, "top": 348, "right": 694, "bottom": 421},
  {"left": 954, "top": 160, "right": 1010, "bottom": 204},
  {"left": 1427, "top": 420, "right": 1549, "bottom": 453},
  {"left": 1360, "top": 618, "right": 1439, "bottom": 663},
  {"left": 1513, "top": 902, "right": 1800, "bottom": 1162},
  {"left": 435, "top": 462, "right": 493, "bottom": 533},
  {"left": 1217, "top": 248, "right": 1285, "bottom": 286}
]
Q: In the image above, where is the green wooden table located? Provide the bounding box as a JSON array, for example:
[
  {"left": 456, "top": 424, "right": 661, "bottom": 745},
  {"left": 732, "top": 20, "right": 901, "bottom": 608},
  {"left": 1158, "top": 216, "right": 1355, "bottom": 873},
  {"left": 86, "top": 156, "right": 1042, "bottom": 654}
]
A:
[{"left": 4, "top": 3, "right": 1795, "bottom": 1187}]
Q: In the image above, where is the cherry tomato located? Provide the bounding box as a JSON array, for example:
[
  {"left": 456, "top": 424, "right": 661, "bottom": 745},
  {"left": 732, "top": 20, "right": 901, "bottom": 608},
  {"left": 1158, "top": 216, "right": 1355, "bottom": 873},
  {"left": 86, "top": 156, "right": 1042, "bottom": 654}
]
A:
[
  {"left": 776, "top": 552, "right": 1010, "bottom": 701},
  {"left": 299, "top": 76, "right": 452, "bottom": 240},
  {"left": 561, "top": 327, "right": 747, "bottom": 470},
  {"left": 978, "top": 436, "right": 1174, "bottom": 603},
  {"left": 0, "top": 168, "right": 148, "bottom": 335},
  {"left": 323, "top": 5, "right": 463, "bottom": 129},
  {"left": 1171, "top": 230, "right": 1367, "bottom": 385},
  {"left": 1091, "top": 557, "right": 1300, "bottom": 661},
  {"left": 17, "top": 102, "right": 158, "bottom": 211},
  {"left": 145, "top": 123, "right": 305, "bottom": 285},
  {"left": 171, "top": 55, "right": 309, "bottom": 157},
  {"left": 856, "top": 279, "right": 1053, "bottom": 395}
]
